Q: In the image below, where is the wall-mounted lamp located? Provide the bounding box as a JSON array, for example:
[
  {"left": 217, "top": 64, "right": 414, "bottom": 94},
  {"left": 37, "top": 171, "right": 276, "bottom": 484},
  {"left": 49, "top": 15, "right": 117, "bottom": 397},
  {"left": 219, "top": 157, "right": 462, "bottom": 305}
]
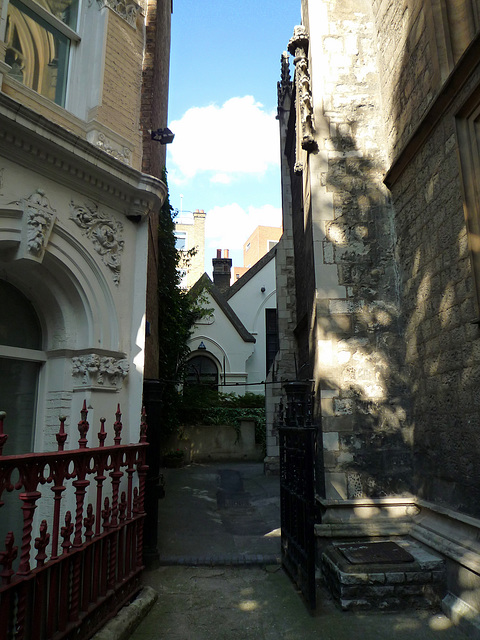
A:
[
  {"left": 150, "top": 127, "right": 175, "bottom": 144},
  {"left": 198, "top": 341, "right": 206, "bottom": 350}
]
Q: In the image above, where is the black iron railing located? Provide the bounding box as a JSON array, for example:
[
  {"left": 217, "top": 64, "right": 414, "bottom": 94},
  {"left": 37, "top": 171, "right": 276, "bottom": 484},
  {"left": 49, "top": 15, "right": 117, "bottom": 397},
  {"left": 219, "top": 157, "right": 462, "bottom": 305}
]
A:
[{"left": 279, "top": 381, "right": 317, "bottom": 609}]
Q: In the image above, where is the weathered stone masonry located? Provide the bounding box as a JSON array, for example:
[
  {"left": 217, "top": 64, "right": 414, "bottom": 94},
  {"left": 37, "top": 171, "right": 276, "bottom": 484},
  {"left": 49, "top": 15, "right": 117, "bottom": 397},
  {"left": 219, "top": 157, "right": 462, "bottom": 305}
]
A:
[
  {"left": 272, "top": 0, "right": 480, "bottom": 630},
  {"left": 302, "top": 0, "right": 412, "bottom": 501}
]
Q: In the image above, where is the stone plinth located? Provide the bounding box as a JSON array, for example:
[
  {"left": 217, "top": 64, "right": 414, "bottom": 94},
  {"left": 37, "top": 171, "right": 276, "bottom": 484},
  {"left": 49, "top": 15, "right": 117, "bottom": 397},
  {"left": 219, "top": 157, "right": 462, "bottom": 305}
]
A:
[{"left": 321, "top": 538, "right": 445, "bottom": 611}]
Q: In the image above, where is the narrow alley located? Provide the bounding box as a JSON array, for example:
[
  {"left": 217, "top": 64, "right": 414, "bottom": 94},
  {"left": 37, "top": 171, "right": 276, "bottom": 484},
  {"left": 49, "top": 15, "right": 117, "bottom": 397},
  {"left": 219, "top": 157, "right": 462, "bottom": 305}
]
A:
[{"left": 127, "top": 463, "right": 466, "bottom": 640}]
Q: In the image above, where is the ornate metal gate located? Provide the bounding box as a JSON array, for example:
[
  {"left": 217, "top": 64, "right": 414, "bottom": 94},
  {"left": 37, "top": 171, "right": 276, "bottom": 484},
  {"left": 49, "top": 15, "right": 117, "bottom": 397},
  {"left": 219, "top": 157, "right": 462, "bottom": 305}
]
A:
[{"left": 279, "top": 382, "right": 317, "bottom": 609}]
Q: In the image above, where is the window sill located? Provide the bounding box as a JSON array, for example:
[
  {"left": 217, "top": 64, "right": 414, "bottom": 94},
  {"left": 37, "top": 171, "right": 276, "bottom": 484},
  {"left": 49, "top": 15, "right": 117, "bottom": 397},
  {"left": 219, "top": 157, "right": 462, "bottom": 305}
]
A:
[
  {"left": 2, "top": 77, "right": 134, "bottom": 167},
  {"left": 2, "top": 76, "right": 86, "bottom": 137}
]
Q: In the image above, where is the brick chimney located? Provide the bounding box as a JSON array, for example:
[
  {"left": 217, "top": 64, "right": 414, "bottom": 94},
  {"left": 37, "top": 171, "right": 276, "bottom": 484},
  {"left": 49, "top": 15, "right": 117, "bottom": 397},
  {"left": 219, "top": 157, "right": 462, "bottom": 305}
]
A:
[{"left": 212, "top": 249, "right": 232, "bottom": 293}]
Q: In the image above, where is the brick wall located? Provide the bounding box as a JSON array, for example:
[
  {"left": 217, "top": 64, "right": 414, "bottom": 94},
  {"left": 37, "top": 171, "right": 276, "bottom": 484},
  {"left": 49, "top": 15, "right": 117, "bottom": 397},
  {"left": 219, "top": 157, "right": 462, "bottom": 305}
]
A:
[
  {"left": 243, "top": 226, "right": 282, "bottom": 268},
  {"left": 95, "top": 12, "right": 145, "bottom": 170},
  {"left": 141, "top": 0, "right": 171, "bottom": 380},
  {"left": 141, "top": 0, "right": 170, "bottom": 178}
]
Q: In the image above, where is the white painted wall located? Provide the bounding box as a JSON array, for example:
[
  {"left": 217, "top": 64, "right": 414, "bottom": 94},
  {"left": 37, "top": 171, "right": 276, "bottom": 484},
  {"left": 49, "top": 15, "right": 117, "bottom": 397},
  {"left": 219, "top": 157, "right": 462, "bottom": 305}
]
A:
[
  {"left": 188, "top": 290, "right": 255, "bottom": 394},
  {"left": 187, "top": 255, "right": 277, "bottom": 397},
  {"left": 0, "top": 145, "right": 160, "bottom": 451},
  {"left": 228, "top": 258, "right": 277, "bottom": 394}
]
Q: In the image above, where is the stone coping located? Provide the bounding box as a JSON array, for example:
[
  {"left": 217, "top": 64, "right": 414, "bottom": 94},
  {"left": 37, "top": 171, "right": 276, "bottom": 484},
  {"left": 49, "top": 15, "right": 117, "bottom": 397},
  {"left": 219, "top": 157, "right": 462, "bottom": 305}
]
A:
[{"left": 317, "top": 495, "right": 480, "bottom": 530}]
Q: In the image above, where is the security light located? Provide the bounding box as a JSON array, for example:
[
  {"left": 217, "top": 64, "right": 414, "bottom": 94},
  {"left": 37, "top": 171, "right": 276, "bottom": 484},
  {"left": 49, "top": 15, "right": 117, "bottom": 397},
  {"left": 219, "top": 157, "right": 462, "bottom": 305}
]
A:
[{"left": 150, "top": 127, "right": 175, "bottom": 144}]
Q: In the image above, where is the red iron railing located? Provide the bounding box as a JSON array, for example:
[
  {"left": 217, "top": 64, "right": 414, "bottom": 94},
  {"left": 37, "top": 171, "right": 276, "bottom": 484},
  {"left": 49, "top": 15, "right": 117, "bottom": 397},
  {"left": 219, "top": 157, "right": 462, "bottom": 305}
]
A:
[{"left": 0, "top": 402, "right": 148, "bottom": 640}]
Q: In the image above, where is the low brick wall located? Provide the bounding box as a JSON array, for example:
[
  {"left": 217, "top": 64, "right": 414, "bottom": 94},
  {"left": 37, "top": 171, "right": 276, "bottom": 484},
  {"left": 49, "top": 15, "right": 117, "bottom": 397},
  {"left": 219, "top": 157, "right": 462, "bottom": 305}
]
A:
[{"left": 167, "top": 421, "right": 264, "bottom": 463}]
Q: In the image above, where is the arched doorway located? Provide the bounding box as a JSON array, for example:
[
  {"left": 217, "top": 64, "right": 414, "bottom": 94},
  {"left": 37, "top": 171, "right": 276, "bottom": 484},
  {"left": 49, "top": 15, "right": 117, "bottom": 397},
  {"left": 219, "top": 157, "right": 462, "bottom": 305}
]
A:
[{"left": 0, "top": 280, "right": 43, "bottom": 454}]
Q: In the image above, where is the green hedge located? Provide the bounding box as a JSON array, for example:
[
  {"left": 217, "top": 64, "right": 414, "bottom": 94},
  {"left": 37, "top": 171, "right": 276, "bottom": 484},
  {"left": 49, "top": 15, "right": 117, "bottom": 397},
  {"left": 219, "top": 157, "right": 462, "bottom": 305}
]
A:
[{"left": 179, "top": 389, "right": 266, "bottom": 450}]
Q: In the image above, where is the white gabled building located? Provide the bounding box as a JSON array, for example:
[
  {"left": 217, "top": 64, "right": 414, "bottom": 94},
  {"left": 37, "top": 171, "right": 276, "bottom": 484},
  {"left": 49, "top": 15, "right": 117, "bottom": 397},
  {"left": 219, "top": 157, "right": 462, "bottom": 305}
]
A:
[{"left": 187, "top": 246, "right": 278, "bottom": 396}]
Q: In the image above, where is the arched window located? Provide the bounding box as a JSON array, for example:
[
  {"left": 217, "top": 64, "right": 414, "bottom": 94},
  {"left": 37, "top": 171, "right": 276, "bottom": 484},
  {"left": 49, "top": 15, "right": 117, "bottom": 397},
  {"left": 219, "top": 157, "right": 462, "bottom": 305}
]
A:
[
  {"left": 5, "top": 0, "right": 79, "bottom": 106},
  {"left": 185, "top": 355, "right": 219, "bottom": 387},
  {"left": 0, "top": 280, "right": 44, "bottom": 454}
]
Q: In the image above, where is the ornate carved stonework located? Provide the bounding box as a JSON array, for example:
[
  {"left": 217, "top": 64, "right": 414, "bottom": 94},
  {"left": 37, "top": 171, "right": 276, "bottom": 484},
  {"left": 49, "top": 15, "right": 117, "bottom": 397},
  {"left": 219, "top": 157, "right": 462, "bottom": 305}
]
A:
[
  {"left": 97, "top": 0, "right": 141, "bottom": 28},
  {"left": 294, "top": 162, "right": 304, "bottom": 174},
  {"left": 277, "top": 51, "right": 292, "bottom": 104},
  {"left": 72, "top": 354, "right": 129, "bottom": 388},
  {"left": 87, "top": 131, "right": 132, "bottom": 166},
  {"left": 69, "top": 201, "right": 124, "bottom": 285},
  {"left": 288, "top": 26, "right": 317, "bottom": 153},
  {"left": 19, "top": 189, "right": 56, "bottom": 259}
]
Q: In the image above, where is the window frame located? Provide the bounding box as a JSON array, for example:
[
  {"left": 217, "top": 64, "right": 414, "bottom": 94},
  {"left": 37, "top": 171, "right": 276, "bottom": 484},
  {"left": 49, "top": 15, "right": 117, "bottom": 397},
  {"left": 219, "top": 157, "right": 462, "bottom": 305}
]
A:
[
  {"left": 2, "top": 0, "right": 81, "bottom": 108},
  {"left": 265, "top": 307, "right": 279, "bottom": 375},
  {"left": 12, "top": 0, "right": 81, "bottom": 41},
  {"left": 175, "top": 231, "right": 187, "bottom": 251}
]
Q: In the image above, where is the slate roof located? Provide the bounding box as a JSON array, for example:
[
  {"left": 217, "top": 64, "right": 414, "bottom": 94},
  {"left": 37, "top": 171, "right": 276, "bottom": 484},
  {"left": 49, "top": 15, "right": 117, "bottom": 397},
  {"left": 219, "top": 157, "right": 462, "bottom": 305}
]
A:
[
  {"left": 225, "top": 244, "right": 277, "bottom": 301},
  {"left": 190, "top": 273, "right": 256, "bottom": 343}
]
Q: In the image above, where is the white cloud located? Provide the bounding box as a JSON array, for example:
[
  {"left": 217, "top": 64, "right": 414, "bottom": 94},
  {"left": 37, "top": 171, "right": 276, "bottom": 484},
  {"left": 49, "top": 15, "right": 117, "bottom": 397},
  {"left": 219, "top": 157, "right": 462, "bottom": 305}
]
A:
[
  {"left": 210, "top": 173, "right": 232, "bottom": 185},
  {"left": 205, "top": 203, "right": 282, "bottom": 252},
  {"left": 168, "top": 96, "right": 279, "bottom": 184}
]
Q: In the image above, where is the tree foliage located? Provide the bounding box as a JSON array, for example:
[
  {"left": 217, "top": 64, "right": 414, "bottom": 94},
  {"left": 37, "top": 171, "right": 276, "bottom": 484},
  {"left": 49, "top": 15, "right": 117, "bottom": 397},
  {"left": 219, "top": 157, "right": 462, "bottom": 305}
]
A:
[
  {"left": 179, "top": 388, "right": 266, "bottom": 451},
  {"left": 157, "top": 169, "right": 206, "bottom": 440}
]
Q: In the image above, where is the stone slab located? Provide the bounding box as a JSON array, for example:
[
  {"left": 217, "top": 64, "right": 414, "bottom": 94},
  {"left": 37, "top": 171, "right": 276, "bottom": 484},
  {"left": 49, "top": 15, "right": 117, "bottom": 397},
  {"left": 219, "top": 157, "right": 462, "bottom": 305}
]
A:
[{"left": 336, "top": 540, "right": 415, "bottom": 564}]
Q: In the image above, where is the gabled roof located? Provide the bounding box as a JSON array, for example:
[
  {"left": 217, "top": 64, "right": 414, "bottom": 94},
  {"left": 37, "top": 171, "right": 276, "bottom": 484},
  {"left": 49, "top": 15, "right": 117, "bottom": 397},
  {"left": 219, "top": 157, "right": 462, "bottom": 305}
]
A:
[
  {"left": 226, "top": 243, "right": 277, "bottom": 301},
  {"left": 190, "top": 273, "right": 256, "bottom": 343}
]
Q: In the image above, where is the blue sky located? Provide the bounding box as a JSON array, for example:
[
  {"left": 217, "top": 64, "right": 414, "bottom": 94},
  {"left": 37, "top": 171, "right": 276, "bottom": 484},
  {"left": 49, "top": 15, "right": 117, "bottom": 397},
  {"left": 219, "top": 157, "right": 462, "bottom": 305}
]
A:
[{"left": 166, "top": 1, "right": 300, "bottom": 274}]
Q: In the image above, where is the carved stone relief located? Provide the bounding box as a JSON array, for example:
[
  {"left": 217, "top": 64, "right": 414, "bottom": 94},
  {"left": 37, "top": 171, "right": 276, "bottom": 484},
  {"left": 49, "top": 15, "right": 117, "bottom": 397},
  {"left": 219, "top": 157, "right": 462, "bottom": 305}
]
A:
[
  {"left": 277, "top": 51, "right": 292, "bottom": 105},
  {"left": 17, "top": 188, "right": 57, "bottom": 261},
  {"left": 288, "top": 26, "right": 317, "bottom": 153},
  {"left": 72, "top": 354, "right": 129, "bottom": 388},
  {"left": 96, "top": 0, "right": 141, "bottom": 28},
  {"left": 86, "top": 130, "right": 132, "bottom": 166},
  {"left": 69, "top": 201, "right": 124, "bottom": 285}
]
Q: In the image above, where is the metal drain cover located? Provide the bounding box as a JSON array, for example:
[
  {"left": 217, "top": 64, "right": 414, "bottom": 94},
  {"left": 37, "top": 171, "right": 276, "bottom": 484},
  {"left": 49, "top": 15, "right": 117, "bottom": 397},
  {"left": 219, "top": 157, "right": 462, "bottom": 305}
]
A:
[{"left": 336, "top": 541, "right": 415, "bottom": 564}]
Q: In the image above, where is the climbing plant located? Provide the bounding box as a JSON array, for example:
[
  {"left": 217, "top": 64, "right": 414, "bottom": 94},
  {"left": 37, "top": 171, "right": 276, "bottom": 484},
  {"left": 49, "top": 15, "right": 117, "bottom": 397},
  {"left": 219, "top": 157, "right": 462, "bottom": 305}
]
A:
[{"left": 157, "top": 169, "right": 207, "bottom": 442}]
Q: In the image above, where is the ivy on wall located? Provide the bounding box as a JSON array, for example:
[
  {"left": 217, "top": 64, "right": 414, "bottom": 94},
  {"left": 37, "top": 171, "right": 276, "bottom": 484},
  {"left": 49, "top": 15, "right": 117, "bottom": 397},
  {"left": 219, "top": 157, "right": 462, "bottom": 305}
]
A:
[{"left": 157, "top": 169, "right": 207, "bottom": 442}]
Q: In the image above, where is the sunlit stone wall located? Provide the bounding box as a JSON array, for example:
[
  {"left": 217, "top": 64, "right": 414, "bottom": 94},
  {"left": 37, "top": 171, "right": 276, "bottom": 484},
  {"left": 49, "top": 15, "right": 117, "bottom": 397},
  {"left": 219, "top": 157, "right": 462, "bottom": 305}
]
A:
[
  {"left": 298, "top": 0, "right": 413, "bottom": 500},
  {"left": 279, "top": 0, "right": 480, "bottom": 513}
]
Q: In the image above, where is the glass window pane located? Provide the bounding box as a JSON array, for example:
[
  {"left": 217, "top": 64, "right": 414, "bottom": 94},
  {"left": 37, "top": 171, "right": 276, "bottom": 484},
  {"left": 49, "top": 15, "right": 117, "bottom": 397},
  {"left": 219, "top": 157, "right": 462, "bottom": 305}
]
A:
[
  {"left": 0, "top": 358, "right": 40, "bottom": 454},
  {"left": 175, "top": 233, "right": 186, "bottom": 251},
  {"left": 0, "top": 281, "right": 42, "bottom": 349},
  {"left": 18, "top": 0, "right": 78, "bottom": 30},
  {"left": 186, "top": 356, "right": 218, "bottom": 386},
  {"left": 6, "top": 0, "right": 71, "bottom": 105},
  {"left": 44, "top": 0, "right": 79, "bottom": 30}
]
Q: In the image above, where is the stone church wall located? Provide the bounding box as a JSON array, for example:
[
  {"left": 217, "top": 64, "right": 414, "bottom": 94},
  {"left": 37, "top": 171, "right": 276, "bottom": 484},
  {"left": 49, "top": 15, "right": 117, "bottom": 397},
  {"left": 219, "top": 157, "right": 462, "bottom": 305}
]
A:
[
  {"left": 277, "top": 0, "right": 480, "bottom": 517},
  {"left": 298, "top": 0, "right": 412, "bottom": 500},
  {"left": 372, "top": 1, "right": 442, "bottom": 162},
  {"left": 374, "top": 0, "right": 480, "bottom": 516}
]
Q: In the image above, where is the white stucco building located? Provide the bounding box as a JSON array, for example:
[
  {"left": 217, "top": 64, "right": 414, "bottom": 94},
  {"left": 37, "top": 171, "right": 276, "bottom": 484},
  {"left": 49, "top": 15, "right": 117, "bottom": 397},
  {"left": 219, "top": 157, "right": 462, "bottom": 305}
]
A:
[
  {"left": 0, "top": 0, "right": 170, "bottom": 452},
  {"left": 187, "top": 247, "right": 278, "bottom": 396}
]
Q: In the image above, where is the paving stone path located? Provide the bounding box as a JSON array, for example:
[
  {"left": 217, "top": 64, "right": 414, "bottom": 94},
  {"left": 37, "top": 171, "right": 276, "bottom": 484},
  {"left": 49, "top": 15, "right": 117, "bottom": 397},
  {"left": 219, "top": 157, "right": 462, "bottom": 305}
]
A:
[{"left": 129, "top": 463, "right": 466, "bottom": 640}]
